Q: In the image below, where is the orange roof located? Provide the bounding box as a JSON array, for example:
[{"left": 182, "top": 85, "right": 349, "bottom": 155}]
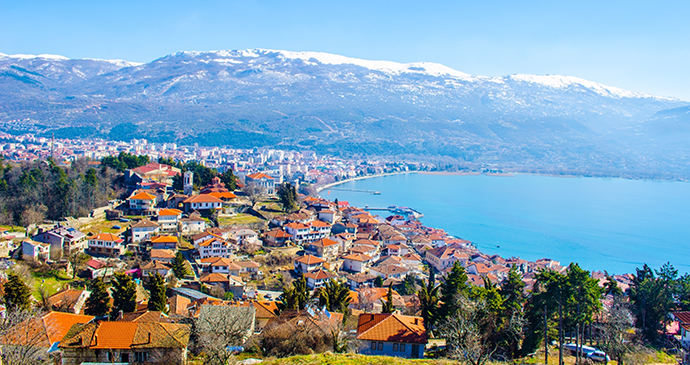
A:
[
  {"left": 43, "top": 312, "right": 95, "bottom": 343},
  {"left": 253, "top": 301, "right": 279, "bottom": 319},
  {"left": 129, "top": 191, "right": 156, "bottom": 201},
  {"left": 295, "top": 255, "right": 326, "bottom": 265},
  {"left": 158, "top": 208, "right": 183, "bottom": 216},
  {"left": 183, "top": 194, "right": 223, "bottom": 204},
  {"left": 357, "top": 313, "right": 426, "bottom": 344},
  {"left": 60, "top": 321, "right": 190, "bottom": 350},
  {"left": 310, "top": 238, "right": 339, "bottom": 248},
  {"left": 209, "top": 191, "right": 237, "bottom": 199},
  {"left": 92, "top": 233, "right": 122, "bottom": 242},
  {"left": 343, "top": 253, "right": 372, "bottom": 262},
  {"left": 246, "top": 172, "right": 274, "bottom": 180},
  {"left": 200, "top": 272, "right": 230, "bottom": 283},
  {"left": 151, "top": 235, "right": 178, "bottom": 243},
  {"left": 310, "top": 220, "right": 331, "bottom": 228},
  {"left": 150, "top": 249, "right": 176, "bottom": 259},
  {"left": 285, "top": 222, "right": 309, "bottom": 230},
  {"left": 265, "top": 229, "right": 292, "bottom": 238},
  {"left": 304, "top": 269, "right": 337, "bottom": 281}
]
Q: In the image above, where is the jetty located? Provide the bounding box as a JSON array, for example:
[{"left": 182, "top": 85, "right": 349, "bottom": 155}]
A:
[
  {"left": 363, "top": 205, "right": 424, "bottom": 219},
  {"left": 328, "top": 188, "right": 381, "bottom": 195}
]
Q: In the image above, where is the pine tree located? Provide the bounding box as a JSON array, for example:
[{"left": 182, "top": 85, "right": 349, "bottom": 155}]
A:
[
  {"left": 84, "top": 277, "right": 111, "bottom": 317},
  {"left": 148, "top": 273, "right": 167, "bottom": 312},
  {"left": 381, "top": 283, "right": 394, "bottom": 313},
  {"left": 439, "top": 261, "right": 469, "bottom": 320},
  {"left": 4, "top": 272, "right": 31, "bottom": 311},
  {"left": 171, "top": 251, "right": 188, "bottom": 279},
  {"left": 277, "top": 182, "right": 297, "bottom": 212},
  {"left": 111, "top": 272, "right": 137, "bottom": 318},
  {"left": 418, "top": 269, "right": 440, "bottom": 336}
]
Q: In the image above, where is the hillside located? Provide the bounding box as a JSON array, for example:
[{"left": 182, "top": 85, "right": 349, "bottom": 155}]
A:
[
  {"left": 257, "top": 353, "right": 458, "bottom": 365},
  {"left": 2, "top": 50, "right": 690, "bottom": 177}
]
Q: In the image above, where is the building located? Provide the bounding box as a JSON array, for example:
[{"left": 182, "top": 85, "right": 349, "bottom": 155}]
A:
[
  {"left": 294, "top": 255, "right": 326, "bottom": 274},
  {"left": 245, "top": 172, "right": 276, "bottom": 194},
  {"left": 199, "top": 257, "right": 241, "bottom": 275},
  {"left": 150, "top": 235, "right": 178, "bottom": 250},
  {"left": 32, "top": 225, "right": 87, "bottom": 256},
  {"left": 127, "top": 191, "right": 157, "bottom": 213},
  {"left": 47, "top": 289, "right": 91, "bottom": 314},
  {"left": 196, "top": 237, "right": 232, "bottom": 259},
  {"left": 356, "top": 313, "right": 427, "bottom": 358},
  {"left": 342, "top": 253, "right": 372, "bottom": 273},
  {"left": 179, "top": 214, "right": 206, "bottom": 234},
  {"left": 150, "top": 249, "right": 176, "bottom": 264},
  {"left": 304, "top": 269, "right": 337, "bottom": 289},
  {"left": 141, "top": 260, "right": 172, "bottom": 281},
  {"left": 182, "top": 194, "right": 223, "bottom": 214},
  {"left": 263, "top": 228, "right": 292, "bottom": 247},
  {"left": 59, "top": 321, "right": 191, "bottom": 364},
  {"left": 131, "top": 220, "right": 160, "bottom": 243},
  {"left": 87, "top": 233, "right": 125, "bottom": 257},
  {"left": 305, "top": 238, "right": 340, "bottom": 260},
  {"left": 157, "top": 209, "right": 183, "bottom": 232},
  {"left": 0, "top": 312, "right": 94, "bottom": 358},
  {"left": 21, "top": 239, "right": 50, "bottom": 260},
  {"left": 183, "top": 171, "right": 194, "bottom": 196}
]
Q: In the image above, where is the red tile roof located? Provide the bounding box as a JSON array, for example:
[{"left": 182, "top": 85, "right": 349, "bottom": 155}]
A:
[
  {"left": 294, "top": 255, "right": 326, "bottom": 265},
  {"left": 246, "top": 172, "right": 274, "bottom": 180},
  {"left": 183, "top": 194, "right": 223, "bottom": 204},
  {"left": 129, "top": 191, "right": 156, "bottom": 201},
  {"left": 356, "top": 313, "right": 426, "bottom": 344}
]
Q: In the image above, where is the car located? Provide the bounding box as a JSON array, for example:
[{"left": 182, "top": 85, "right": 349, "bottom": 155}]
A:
[
  {"left": 265, "top": 294, "right": 272, "bottom": 299},
  {"left": 587, "top": 350, "right": 610, "bottom": 362}
]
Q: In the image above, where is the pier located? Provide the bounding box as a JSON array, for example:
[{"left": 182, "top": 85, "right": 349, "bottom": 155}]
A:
[
  {"left": 328, "top": 188, "right": 381, "bottom": 195},
  {"left": 363, "top": 205, "right": 424, "bottom": 219}
]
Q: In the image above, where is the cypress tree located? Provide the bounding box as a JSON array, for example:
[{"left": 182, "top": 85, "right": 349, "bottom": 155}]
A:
[
  {"left": 381, "top": 283, "right": 394, "bottom": 313},
  {"left": 111, "top": 272, "right": 137, "bottom": 318},
  {"left": 4, "top": 272, "right": 32, "bottom": 311},
  {"left": 84, "top": 277, "right": 111, "bottom": 317},
  {"left": 148, "top": 273, "right": 167, "bottom": 312},
  {"left": 171, "top": 251, "right": 188, "bottom": 279}
]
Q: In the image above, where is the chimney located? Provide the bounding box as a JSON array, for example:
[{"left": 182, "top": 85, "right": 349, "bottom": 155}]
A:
[
  {"left": 148, "top": 332, "right": 151, "bottom": 344},
  {"left": 94, "top": 335, "right": 98, "bottom": 346},
  {"left": 117, "top": 310, "right": 124, "bottom": 321},
  {"left": 414, "top": 318, "right": 419, "bottom": 325}
]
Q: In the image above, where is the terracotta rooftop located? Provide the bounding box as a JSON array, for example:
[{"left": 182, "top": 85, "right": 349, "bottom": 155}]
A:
[{"left": 356, "top": 313, "right": 427, "bottom": 344}]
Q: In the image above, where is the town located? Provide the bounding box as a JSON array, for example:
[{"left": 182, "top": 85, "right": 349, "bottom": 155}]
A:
[{"left": 0, "top": 135, "right": 687, "bottom": 365}]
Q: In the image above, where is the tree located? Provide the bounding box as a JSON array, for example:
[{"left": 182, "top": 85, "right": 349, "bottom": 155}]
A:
[
  {"left": 277, "top": 182, "right": 298, "bottom": 212},
  {"left": 171, "top": 251, "right": 189, "bottom": 279},
  {"left": 67, "top": 251, "right": 90, "bottom": 279},
  {"left": 194, "top": 306, "right": 255, "bottom": 365},
  {"left": 84, "top": 277, "right": 111, "bottom": 317},
  {"left": 3, "top": 273, "right": 32, "bottom": 311},
  {"left": 276, "top": 275, "right": 310, "bottom": 313},
  {"left": 219, "top": 170, "right": 238, "bottom": 191},
  {"left": 317, "top": 279, "right": 352, "bottom": 316},
  {"left": 373, "top": 275, "right": 384, "bottom": 288},
  {"left": 439, "top": 261, "right": 469, "bottom": 320},
  {"left": 381, "top": 283, "right": 394, "bottom": 313},
  {"left": 604, "top": 272, "right": 623, "bottom": 297},
  {"left": 498, "top": 266, "right": 526, "bottom": 359},
  {"left": 629, "top": 263, "right": 671, "bottom": 342},
  {"left": 418, "top": 270, "right": 441, "bottom": 337},
  {"left": 110, "top": 272, "right": 137, "bottom": 318},
  {"left": 398, "top": 273, "right": 417, "bottom": 296},
  {"left": 148, "top": 273, "right": 167, "bottom": 312},
  {"left": 596, "top": 295, "right": 634, "bottom": 365},
  {"left": 0, "top": 308, "right": 54, "bottom": 365}
]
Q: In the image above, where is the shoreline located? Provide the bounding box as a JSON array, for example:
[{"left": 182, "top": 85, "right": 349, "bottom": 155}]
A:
[{"left": 316, "top": 171, "right": 412, "bottom": 192}]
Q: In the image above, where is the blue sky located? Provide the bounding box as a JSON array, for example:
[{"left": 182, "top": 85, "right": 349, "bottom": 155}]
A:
[{"left": 2, "top": 0, "right": 689, "bottom": 100}]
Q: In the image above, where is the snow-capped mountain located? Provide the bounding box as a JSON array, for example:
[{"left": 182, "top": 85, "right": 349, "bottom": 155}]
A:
[{"left": 0, "top": 49, "right": 688, "bottom": 176}]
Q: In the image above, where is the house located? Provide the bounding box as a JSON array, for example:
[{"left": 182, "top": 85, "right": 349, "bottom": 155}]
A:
[
  {"left": 86, "top": 259, "right": 110, "bottom": 279},
  {"left": 356, "top": 313, "right": 427, "bottom": 358},
  {"left": 346, "top": 273, "right": 377, "bottom": 290},
  {"left": 131, "top": 219, "right": 160, "bottom": 243},
  {"left": 317, "top": 209, "right": 336, "bottom": 223},
  {"left": 342, "top": 253, "right": 372, "bottom": 273},
  {"left": 236, "top": 260, "right": 261, "bottom": 276},
  {"left": 425, "top": 244, "right": 470, "bottom": 272},
  {"left": 47, "top": 289, "right": 91, "bottom": 314},
  {"left": 179, "top": 214, "right": 206, "bottom": 234},
  {"left": 284, "top": 222, "right": 310, "bottom": 245},
  {"left": 253, "top": 301, "right": 279, "bottom": 331},
  {"left": 369, "top": 264, "right": 409, "bottom": 280},
  {"left": 150, "top": 249, "right": 176, "bottom": 264},
  {"left": 309, "top": 220, "right": 332, "bottom": 240},
  {"left": 21, "top": 239, "right": 50, "bottom": 260},
  {"left": 230, "top": 228, "right": 259, "bottom": 245},
  {"left": 182, "top": 194, "right": 223, "bottom": 214},
  {"left": 59, "top": 321, "right": 191, "bottom": 364},
  {"left": 0, "top": 312, "right": 94, "bottom": 358},
  {"left": 671, "top": 312, "right": 690, "bottom": 349},
  {"left": 305, "top": 238, "right": 340, "bottom": 260},
  {"left": 304, "top": 269, "right": 338, "bottom": 289},
  {"left": 128, "top": 191, "right": 157, "bottom": 213},
  {"left": 87, "top": 233, "right": 125, "bottom": 257},
  {"left": 196, "top": 237, "right": 232, "bottom": 259},
  {"left": 199, "top": 273, "right": 245, "bottom": 298},
  {"left": 32, "top": 225, "right": 87, "bottom": 256},
  {"left": 157, "top": 209, "right": 183, "bottom": 232},
  {"left": 141, "top": 260, "right": 172, "bottom": 280},
  {"left": 263, "top": 228, "right": 292, "bottom": 247},
  {"left": 245, "top": 172, "right": 276, "bottom": 194},
  {"left": 199, "top": 257, "right": 241, "bottom": 276},
  {"left": 150, "top": 235, "right": 178, "bottom": 250},
  {"left": 294, "top": 255, "right": 325, "bottom": 274}
]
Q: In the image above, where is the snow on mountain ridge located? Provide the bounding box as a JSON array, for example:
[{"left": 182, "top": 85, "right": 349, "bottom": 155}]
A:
[{"left": 0, "top": 52, "right": 141, "bottom": 68}]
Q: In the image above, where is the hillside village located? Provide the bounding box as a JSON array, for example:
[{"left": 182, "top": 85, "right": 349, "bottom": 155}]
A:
[{"left": 0, "top": 149, "right": 684, "bottom": 365}]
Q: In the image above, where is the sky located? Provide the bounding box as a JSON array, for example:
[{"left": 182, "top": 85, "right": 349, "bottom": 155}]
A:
[{"left": 2, "top": 0, "right": 690, "bottom": 100}]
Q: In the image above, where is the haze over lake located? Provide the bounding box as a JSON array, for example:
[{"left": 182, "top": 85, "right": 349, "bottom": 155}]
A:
[{"left": 322, "top": 173, "right": 690, "bottom": 274}]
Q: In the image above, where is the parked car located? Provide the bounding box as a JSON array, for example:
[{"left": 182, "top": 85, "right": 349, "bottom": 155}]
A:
[{"left": 587, "top": 350, "right": 610, "bottom": 362}]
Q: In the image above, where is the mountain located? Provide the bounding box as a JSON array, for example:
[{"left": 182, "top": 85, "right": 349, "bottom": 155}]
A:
[{"left": 1, "top": 49, "right": 689, "bottom": 177}]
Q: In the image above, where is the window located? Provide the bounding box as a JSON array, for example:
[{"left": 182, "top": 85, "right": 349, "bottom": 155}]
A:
[
  {"left": 121, "top": 353, "right": 130, "bottom": 362},
  {"left": 134, "top": 351, "right": 148, "bottom": 362},
  {"left": 371, "top": 341, "right": 376, "bottom": 350},
  {"left": 400, "top": 344, "right": 406, "bottom": 352},
  {"left": 377, "top": 342, "right": 383, "bottom": 350},
  {"left": 393, "top": 343, "right": 399, "bottom": 351}
]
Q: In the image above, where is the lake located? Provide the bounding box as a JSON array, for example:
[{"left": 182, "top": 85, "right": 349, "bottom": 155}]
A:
[{"left": 320, "top": 173, "right": 690, "bottom": 275}]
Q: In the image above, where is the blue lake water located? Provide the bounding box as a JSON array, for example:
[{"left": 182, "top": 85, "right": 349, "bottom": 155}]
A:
[{"left": 320, "top": 173, "right": 690, "bottom": 275}]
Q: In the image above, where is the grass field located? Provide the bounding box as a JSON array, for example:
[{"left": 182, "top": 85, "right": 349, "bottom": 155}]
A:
[
  {"left": 218, "top": 213, "right": 265, "bottom": 226},
  {"left": 31, "top": 271, "right": 73, "bottom": 300}
]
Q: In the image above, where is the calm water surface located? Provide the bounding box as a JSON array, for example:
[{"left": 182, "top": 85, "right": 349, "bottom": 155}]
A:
[{"left": 321, "top": 173, "right": 690, "bottom": 274}]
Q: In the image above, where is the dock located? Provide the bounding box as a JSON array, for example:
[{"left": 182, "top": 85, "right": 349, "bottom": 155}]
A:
[
  {"left": 363, "top": 205, "right": 424, "bottom": 219},
  {"left": 328, "top": 188, "right": 381, "bottom": 195}
]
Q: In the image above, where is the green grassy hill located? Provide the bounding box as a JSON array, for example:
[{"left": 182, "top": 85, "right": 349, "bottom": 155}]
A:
[{"left": 259, "top": 353, "right": 458, "bottom": 365}]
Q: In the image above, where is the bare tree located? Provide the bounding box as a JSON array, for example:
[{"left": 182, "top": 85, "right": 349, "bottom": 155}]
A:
[
  {"left": 194, "top": 305, "right": 255, "bottom": 365},
  {"left": 0, "top": 308, "right": 54, "bottom": 365},
  {"left": 242, "top": 183, "right": 264, "bottom": 206},
  {"left": 596, "top": 296, "right": 634, "bottom": 365},
  {"left": 67, "top": 251, "right": 90, "bottom": 279}
]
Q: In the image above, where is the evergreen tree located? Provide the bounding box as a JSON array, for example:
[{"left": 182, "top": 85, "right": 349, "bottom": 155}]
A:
[
  {"left": 381, "top": 283, "right": 394, "bottom": 313},
  {"left": 84, "top": 277, "right": 111, "bottom": 317},
  {"left": 148, "top": 273, "right": 167, "bottom": 312},
  {"left": 3, "top": 272, "right": 31, "bottom": 311},
  {"left": 277, "top": 275, "right": 310, "bottom": 312},
  {"left": 398, "top": 273, "right": 417, "bottom": 295},
  {"left": 418, "top": 269, "right": 441, "bottom": 336},
  {"left": 171, "top": 251, "right": 189, "bottom": 279},
  {"left": 373, "top": 275, "right": 384, "bottom": 288},
  {"left": 219, "top": 170, "right": 238, "bottom": 191},
  {"left": 499, "top": 266, "right": 526, "bottom": 359},
  {"left": 110, "top": 272, "right": 137, "bottom": 318},
  {"left": 277, "top": 182, "right": 298, "bottom": 212},
  {"left": 439, "top": 261, "right": 469, "bottom": 320}
]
